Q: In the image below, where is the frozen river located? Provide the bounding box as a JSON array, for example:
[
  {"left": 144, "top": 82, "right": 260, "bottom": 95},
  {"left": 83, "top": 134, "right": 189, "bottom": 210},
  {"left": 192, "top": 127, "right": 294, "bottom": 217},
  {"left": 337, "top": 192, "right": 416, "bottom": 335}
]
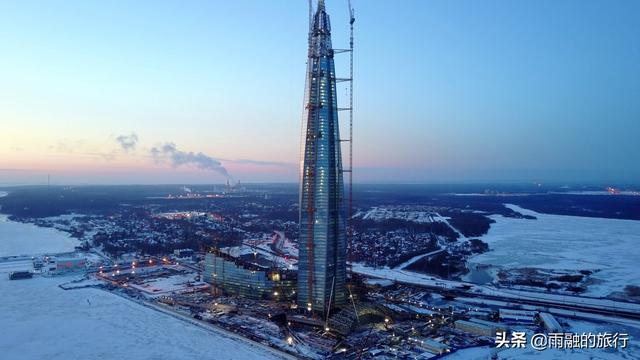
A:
[
  {"left": 0, "top": 191, "right": 78, "bottom": 257},
  {"left": 0, "top": 274, "right": 282, "bottom": 360},
  {"left": 471, "top": 204, "right": 640, "bottom": 297},
  {"left": 0, "top": 190, "right": 284, "bottom": 360},
  {"left": 0, "top": 213, "right": 79, "bottom": 257}
]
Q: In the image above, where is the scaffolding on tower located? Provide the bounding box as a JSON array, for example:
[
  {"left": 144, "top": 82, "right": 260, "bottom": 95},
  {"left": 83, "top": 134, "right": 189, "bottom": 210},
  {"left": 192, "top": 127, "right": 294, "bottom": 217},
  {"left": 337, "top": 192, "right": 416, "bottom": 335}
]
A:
[
  {"left": 299, "top": 0, "right": 355, "bottom": 318},
  {"left": 335, "top": 0, "right": 355, "bottom": 261},
  {"left": 329, "top": 0, "right": 356, "bottom": 322}
]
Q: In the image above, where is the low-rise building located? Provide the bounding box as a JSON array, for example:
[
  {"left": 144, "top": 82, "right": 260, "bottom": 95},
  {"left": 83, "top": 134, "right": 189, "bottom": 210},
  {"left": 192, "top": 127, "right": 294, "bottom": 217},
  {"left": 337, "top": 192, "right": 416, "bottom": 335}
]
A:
[
  {"left": 173, "top": 249, "right": 195, "bottom": 258},
  {"left": 455, "top": 319, "right": 507, "bottom": 337},
  {"left": 9, "top": 271, "right": 33, "bottom": 280},
  {"left": 467, "top": 318, "right": 509, "bottom": 334},
  {"left": 49, "top": 257, "right": 87, "bottom": 275},
  {"left": 539, "top": 312, "right": 562, "bottom": 333},
  {"left": 410, "top": 337, "right": 450, "bottom": 355},
  {"left": 499, "top": 309, "right": 536, "bottom": 324},
  {"left": 203, "top": 249, "right": 296, "bottom": 300}
]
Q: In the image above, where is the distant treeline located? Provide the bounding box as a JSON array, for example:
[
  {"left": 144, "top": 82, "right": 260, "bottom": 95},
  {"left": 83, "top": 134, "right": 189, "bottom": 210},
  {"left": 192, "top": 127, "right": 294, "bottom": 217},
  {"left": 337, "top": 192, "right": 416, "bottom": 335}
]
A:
[
  {"left": 2, "top": 184, "right": 639, "bottom": 221},
  {"left": 442, "top": 211, "right": 495, "bottom": 238}
]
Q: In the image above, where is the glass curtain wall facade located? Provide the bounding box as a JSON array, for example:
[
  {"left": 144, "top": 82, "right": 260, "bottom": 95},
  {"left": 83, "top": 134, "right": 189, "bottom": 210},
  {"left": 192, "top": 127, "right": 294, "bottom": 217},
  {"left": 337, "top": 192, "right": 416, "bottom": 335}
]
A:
[
  {"left": 203, "top": 250, "right": 296, "bottom": 300},
  {"left": 298, "top": 0, "right": 347, "bottom": 314}
]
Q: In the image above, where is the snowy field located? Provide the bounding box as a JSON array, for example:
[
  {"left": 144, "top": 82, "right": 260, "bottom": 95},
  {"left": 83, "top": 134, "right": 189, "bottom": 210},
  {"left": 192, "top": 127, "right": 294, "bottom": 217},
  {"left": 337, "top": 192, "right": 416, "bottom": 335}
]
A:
[
  {"left": 128, "top": 272, "right": 209, "bottom": 296},
  {"left": 471, "top": 204, "right": 640, "bottom": 297},
  {"left": 0, "top": 274, "right": 282, "bottom": 360},
  {"left": 444, "top": 344, "right": 637, "bottom": 360},
  {"left": 444, "top": 320, "right": 639, "bottom": 359},
  {"left": 360, "top": 206, "right": 439, "bottom": 223},
  {"left": 0, "top": 214, "right": 78, "bottom": 256},
  {"left": 0, "top": 190, "right": 285, "bottom": 360}
]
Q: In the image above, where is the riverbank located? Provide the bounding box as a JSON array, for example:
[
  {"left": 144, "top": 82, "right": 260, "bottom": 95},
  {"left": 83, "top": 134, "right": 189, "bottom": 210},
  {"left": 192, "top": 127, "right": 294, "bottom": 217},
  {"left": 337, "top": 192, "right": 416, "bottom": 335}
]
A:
[{"left": 470, "top": 204, "right": 640, "bottom": 297}]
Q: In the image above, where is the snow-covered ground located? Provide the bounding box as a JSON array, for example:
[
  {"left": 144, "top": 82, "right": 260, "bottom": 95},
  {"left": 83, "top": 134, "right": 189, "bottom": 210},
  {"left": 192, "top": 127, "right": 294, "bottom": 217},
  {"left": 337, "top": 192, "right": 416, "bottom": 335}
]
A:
[
  {"left": 394, "top": 249, "right": 445, "bottom": 270},
  {"left": 434, "top": 212, "right": 467, "bottom": 240},
  {"left": 0, "top": 274, "right": 282, "bottom": 360},
  {"left": 0, "top": 214, "right": 79, "bottom": 257},
  {"left": 471, "top": 204, "right": 640, "bottom": 297},
  {"left": 0, "top": 191, "right": 286, "bottom": 360},
  {"left": 443, "top": 318, "right": 639, "bottom": 359},
  {"left": 222, "top": 238, "right": 298, "bottom": 270},
  {"left": 351, "top": 262, "right": 640, "bottom": 313},
  {"left": 0, "top": 190, "right": 78, "bottom": 257},
  {"left": 550, "top": 191, "right": 640, "bottom": 196},
  {"left": 128, "top": 272, "right": 209, "bottom": 296},
  {"left": 352, "top": 261, "right": 640, "bottom": 358},
  {"left": 444, "top": 345, "right": 636, "bottom": 360},
  {"left": 360, "top": 206, "right": 440, "bottom": 223}
]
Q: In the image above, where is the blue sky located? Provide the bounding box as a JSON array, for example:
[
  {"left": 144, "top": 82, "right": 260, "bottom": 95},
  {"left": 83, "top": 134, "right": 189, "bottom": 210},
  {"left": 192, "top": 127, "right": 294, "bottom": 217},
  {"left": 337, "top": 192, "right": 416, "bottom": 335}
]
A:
[{"left": 0, "top": 0, "right": 638, "bottom": 185}]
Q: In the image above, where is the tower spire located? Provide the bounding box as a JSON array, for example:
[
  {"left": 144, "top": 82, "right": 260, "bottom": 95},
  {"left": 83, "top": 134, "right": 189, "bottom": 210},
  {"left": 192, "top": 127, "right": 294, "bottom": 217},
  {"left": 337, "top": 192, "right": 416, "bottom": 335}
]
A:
[{"left": 298, "top": 0, "right": 346, "bottom": 315}]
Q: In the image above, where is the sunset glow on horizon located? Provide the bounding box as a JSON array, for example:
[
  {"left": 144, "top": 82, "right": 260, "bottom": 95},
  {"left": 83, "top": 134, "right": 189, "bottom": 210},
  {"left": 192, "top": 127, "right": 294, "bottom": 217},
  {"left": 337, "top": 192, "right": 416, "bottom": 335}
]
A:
[{"left": 1, "top": 0, "right": 639, "bottom": 185}]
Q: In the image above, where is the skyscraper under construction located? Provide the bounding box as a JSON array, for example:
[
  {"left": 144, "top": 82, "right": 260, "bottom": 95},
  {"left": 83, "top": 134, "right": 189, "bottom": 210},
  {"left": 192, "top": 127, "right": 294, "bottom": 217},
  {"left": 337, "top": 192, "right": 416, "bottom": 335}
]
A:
[{"left": 298, "top": 0, "right": 347, "bottom": 314}]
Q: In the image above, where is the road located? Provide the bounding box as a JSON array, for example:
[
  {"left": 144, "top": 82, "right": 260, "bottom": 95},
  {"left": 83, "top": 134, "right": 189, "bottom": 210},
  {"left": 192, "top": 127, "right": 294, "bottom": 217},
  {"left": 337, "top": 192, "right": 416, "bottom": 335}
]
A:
[
  {"left": 393, "top": 249, "right": 446, "bottom": 270},
  {"left": 350, "top": 263, "right": 640, "bottom": 321}
]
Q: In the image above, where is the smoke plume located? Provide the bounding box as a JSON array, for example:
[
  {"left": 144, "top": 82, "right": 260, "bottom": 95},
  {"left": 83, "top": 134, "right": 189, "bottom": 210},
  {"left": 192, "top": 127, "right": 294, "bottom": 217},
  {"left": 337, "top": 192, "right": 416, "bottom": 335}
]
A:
[
  {"left": 115, "top": 133, "right": 138, "bottom": 153},
  {"left": 150, "top": 142, "right": 231, "bottom": 179}
]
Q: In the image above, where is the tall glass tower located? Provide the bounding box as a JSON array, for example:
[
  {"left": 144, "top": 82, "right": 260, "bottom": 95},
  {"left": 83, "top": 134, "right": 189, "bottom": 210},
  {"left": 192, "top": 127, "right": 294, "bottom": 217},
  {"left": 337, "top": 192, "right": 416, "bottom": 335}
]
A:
[{"left": 298, "top": 0, "right": 347, "bottom": 314}]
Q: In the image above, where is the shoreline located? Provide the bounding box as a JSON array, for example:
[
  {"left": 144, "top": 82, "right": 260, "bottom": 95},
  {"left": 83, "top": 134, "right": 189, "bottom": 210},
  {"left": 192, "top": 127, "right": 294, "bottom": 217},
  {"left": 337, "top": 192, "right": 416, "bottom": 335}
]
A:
[
  {"left": 470, "top": 203, "right": 640, "bottom": 298},
  {"left": 0, "top": 214, "right": 79, "bottom": 258},
  {"left": 95, "top": 287, "right": 298, "bottom": 360}
]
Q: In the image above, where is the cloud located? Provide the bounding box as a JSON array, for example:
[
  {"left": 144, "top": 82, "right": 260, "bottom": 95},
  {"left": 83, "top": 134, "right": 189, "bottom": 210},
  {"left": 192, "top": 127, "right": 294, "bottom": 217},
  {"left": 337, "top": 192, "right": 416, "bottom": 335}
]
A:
[
  {"left": 49, "top": 135, "right": 137, "bottom": 161},
  {"left": 49, "top": 139, "right": 117, "bottom": 161},
  {"left": 150, "top": 142, "right": 231, "bottom": 179},
  {"left": 115, "top": 133, "right": 138, "bottom": 153},
  {"left": 88, "top": 152, "right": 117, "bottom": 161},
  {"left": 49, "top": 139, "right": 84, "bottom": 153}
]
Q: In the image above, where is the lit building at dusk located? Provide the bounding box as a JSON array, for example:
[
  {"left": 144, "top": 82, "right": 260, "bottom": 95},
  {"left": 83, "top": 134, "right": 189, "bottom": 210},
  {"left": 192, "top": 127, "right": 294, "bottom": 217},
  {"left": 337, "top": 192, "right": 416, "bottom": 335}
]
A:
[{"left": 297, "top": 0, "right": 347, "bottom": 314}]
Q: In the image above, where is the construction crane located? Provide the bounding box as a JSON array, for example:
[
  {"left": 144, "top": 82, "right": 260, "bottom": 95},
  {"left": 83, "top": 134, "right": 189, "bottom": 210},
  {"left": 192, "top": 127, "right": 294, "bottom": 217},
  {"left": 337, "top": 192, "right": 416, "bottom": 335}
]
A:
[
  {"left": 329, "top": 0, "right": 355, "bottom": 329},
  {"left": 299, "top": 0, "right": 356, "bottom": 319},
  {"left": 347, "top": 0, "right": 355, "bottom": 252}
]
